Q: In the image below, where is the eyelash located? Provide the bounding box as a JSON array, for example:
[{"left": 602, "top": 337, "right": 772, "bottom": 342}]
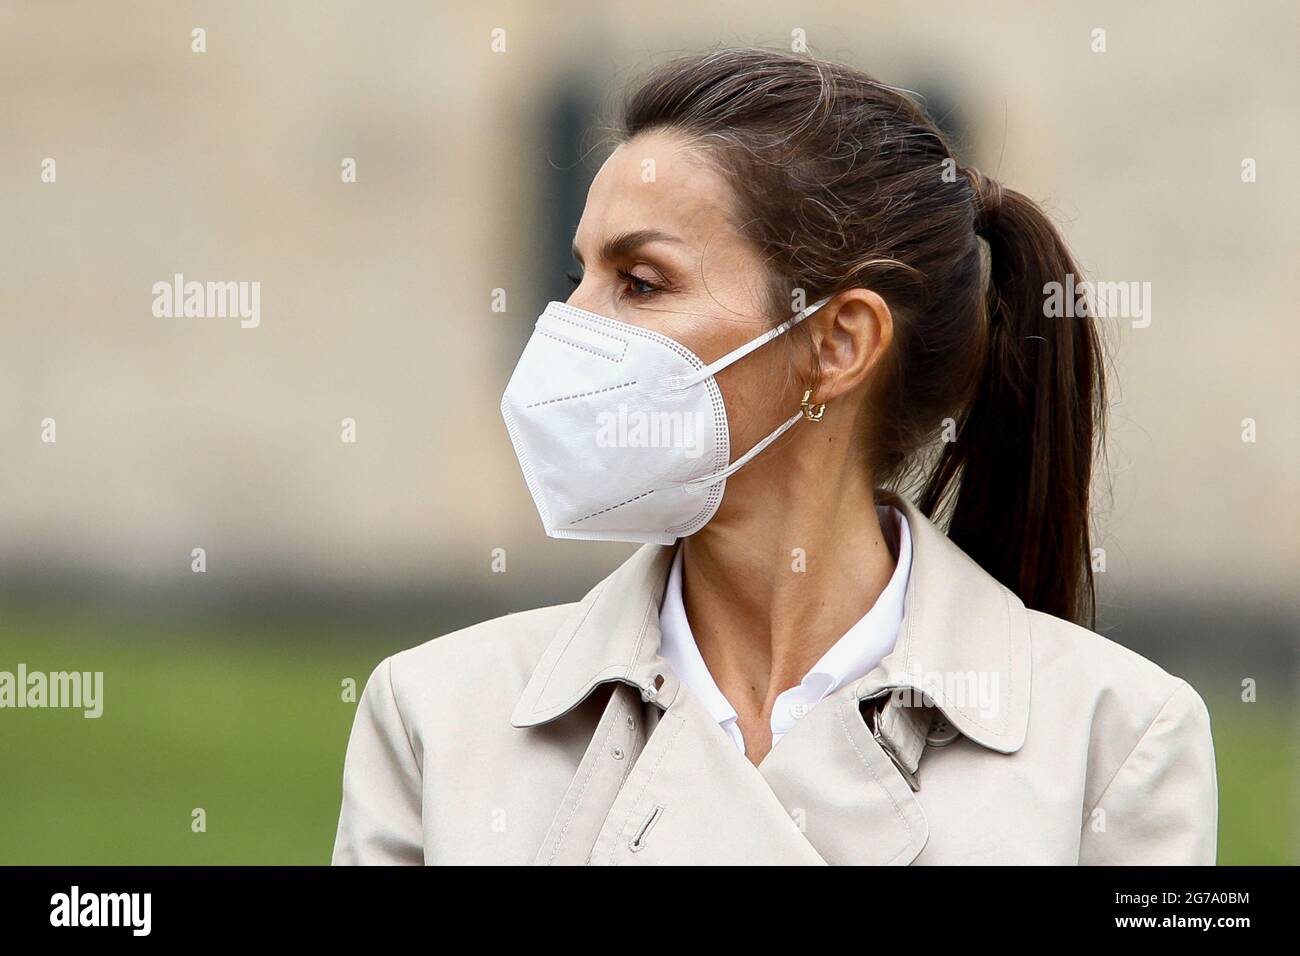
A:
[{"left": 566, "top": 268, "right": 664, "bottom": 299}]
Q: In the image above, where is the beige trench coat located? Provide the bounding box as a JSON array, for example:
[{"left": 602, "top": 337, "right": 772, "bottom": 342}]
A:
[{"left": 331, "top": 493, "right": 1218, "bottom": 865}]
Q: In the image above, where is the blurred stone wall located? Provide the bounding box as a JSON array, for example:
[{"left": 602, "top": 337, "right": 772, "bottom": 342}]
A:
[{"left": 2, "top": 0, "right": 1296, "bottom": 633}]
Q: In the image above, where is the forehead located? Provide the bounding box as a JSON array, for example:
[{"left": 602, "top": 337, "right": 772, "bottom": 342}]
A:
[{"left": 575, "top": 130, "right": 741, "bottom": 254}]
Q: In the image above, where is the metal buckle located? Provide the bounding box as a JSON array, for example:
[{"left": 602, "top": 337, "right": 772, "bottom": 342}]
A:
[{"left": 864, "top": 694, "right": 921, "bottom": 792}]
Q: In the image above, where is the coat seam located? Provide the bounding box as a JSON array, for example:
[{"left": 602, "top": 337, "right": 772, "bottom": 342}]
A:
[
  {"left": 383, "top": 655, "right": 423, "bottom": 775},
  {"left": 544, "top": 689, "right": 626, "bottom": 865},
  {"left": 1082, "top": 677, "right": 1189, "bottom": 819}
]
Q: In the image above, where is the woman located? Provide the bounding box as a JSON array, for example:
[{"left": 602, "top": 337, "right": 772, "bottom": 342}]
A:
[{"left": 332, "top": 48, "right": 1217, "bottom": 865}]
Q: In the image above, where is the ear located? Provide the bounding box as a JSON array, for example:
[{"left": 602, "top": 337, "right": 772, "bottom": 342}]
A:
[{"left": 803, "top": 289, "right": 894, "bottom": 404}]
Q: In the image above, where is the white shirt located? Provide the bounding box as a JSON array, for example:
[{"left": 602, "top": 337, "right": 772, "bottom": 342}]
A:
[{"left": 657, "top": 505, "right": 912, "bottom": 756}]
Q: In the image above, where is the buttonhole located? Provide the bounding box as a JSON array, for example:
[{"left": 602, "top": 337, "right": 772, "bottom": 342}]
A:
[{"left": 629, "top": 804, "right": 665, "bottom": 853}]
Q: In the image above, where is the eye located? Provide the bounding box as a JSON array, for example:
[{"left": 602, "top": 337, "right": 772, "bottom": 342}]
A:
[
  {"left": 564, "top": 267, "right": 666, "bottom": 298},
  {"left": 617, "top": 268, "right": 663, "bottom": 298}
]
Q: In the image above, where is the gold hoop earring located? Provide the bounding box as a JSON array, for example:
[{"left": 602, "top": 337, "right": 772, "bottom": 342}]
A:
[{"left": 801, "top": 388, "right": 826, "bottom": 422}]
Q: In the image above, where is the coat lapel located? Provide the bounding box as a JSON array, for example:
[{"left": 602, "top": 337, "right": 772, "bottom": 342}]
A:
[
  {"left": 586, "top": 685, "right": 827, "bottom": 865},
  {"left": 757, "top": 685, "right": 930, "bottom": 865},
  {"left": 511, "top": 543, "right": 678, "bottom": 728}
]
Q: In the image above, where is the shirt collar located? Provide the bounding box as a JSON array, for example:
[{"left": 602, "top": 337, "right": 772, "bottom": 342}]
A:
[{"left": 510, "top": 491, "right": 1030, "bottom": 755}]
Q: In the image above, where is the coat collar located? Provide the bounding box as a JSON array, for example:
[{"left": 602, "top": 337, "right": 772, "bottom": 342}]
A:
[{"left": 510, "top": 491, "right": 1030, "bottom": 755}]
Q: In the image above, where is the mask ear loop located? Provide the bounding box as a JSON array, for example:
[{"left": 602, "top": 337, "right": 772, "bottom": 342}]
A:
[
  {"left": 673, "top": 296, "right": 834, "bottom": 491},
  {"left": 678, "top": 408, "right": 805, "bottom": 490},
  {"left": 663, "top": 296, "right": 832, "bottom": 392},
  {"left": 679, "top": 385, "right": 830, "bottom": 491}
]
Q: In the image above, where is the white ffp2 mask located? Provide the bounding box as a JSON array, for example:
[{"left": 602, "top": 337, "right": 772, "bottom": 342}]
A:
[{"left": 500, "top": 296, "right": 831, "bottom": 545}]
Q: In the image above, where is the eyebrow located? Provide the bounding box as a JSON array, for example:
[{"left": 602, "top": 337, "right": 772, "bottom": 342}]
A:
[{"left": 570, "top": 229, "right": 683, "bottom": 267}]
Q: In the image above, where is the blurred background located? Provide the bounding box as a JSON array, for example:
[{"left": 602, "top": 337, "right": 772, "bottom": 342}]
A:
[{"left": 1, "top": 0, "right": 1296, "bottom": 864}]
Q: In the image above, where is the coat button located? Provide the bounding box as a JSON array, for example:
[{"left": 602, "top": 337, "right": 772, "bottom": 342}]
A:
[
  {"left": 611, "top": 747, "right": 625, "bottom": 760},
  {"left": 926, "top": 714, "right": 960, "bottom": 747}
]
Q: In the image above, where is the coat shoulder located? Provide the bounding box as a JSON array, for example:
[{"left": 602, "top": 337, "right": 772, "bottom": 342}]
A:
[
  {"left": 1021, "top": 610, "right": 1218, "bottom": 863},
  {"left": 380, "top": 602, "right": 577, "bottom": 720},
  {"left": 1025, "top": 608, "right": 1188, "bottom": 702},
  {"left": 1023, "top": 607, "right": 1213, "bottom": 761}
]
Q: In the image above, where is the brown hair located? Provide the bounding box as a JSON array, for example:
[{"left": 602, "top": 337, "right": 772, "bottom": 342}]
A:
[{"left": 616, "top": 47, "right": 1107, "bottom": 626}]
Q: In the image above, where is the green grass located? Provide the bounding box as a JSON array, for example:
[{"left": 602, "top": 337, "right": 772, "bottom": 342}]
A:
[
  {"left": 0, "top": 607, "right": 1294, "bottom": 864},
  {"left": 0, "top": 604, "right": 403, "bottom": 865},
  {"left": 1207, "top": 686, "right": 1298, "bottom": 865}
]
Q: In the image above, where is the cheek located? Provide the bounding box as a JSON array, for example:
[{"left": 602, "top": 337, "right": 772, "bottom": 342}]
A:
[{"left": 713, "top": 343, "right": 800, "bottom": 449}]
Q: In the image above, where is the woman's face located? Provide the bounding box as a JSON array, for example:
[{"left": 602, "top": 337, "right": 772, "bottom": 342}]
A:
[{"left": 568, "top": 129, "right": 808, "bottom": 475}]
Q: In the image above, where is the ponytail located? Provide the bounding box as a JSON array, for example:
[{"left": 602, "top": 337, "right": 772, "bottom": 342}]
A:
[{"left": 919, "top": 173, "right": 1107, "bottom": 627}]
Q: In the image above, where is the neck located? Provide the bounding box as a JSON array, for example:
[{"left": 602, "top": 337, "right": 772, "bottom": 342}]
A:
[{"left": 678, "top": 431, "right": 897, "bottom": 754}]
